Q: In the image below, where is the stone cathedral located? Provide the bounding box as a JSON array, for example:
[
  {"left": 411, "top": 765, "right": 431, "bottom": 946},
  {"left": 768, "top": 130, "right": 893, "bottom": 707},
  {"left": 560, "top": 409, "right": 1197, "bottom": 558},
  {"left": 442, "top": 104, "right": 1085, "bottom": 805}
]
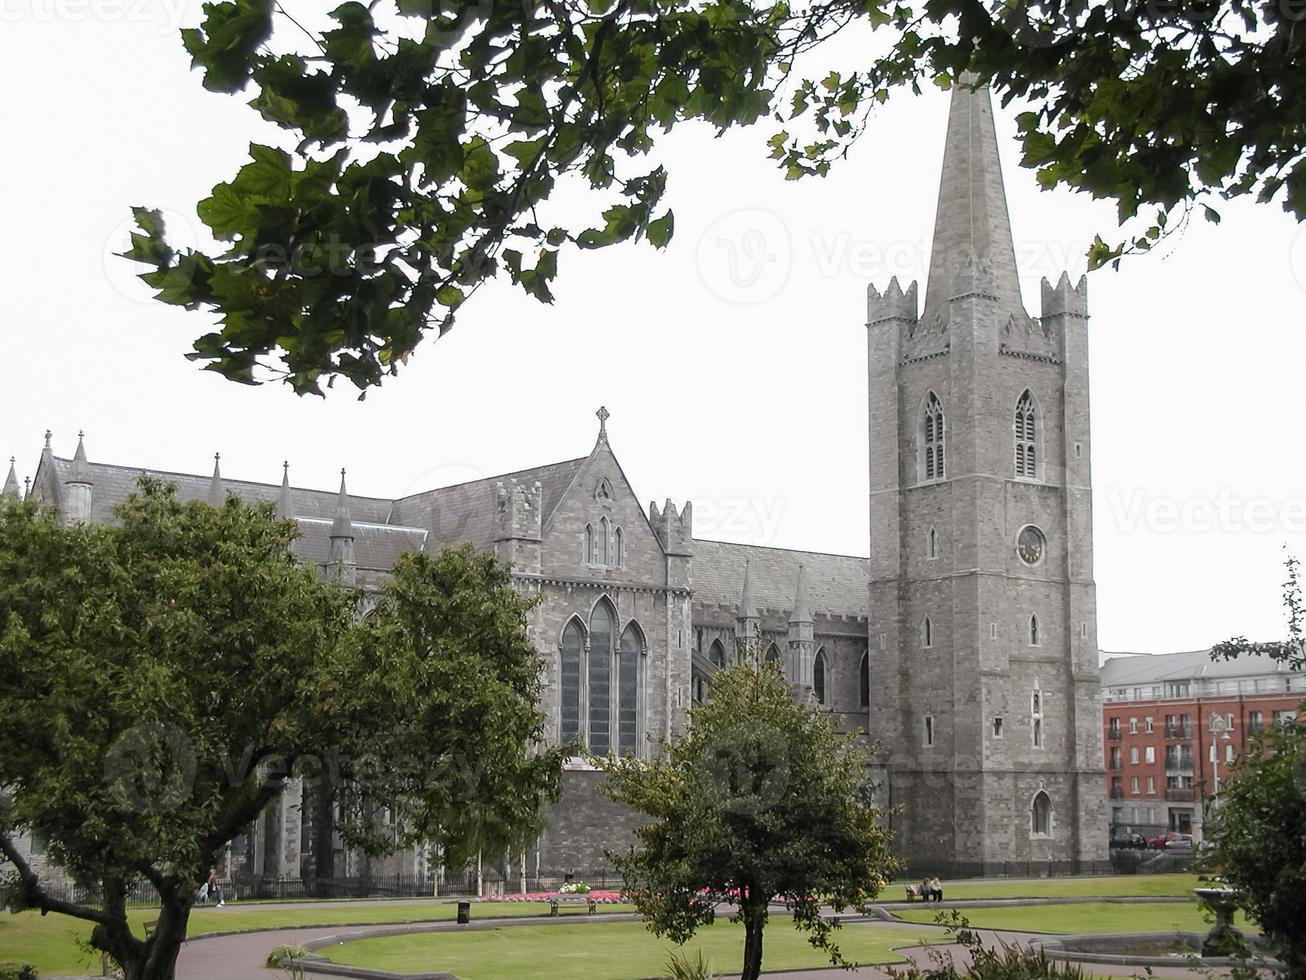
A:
[{"left": 7, "top": 82, "right": 1105, "bottom": 883}]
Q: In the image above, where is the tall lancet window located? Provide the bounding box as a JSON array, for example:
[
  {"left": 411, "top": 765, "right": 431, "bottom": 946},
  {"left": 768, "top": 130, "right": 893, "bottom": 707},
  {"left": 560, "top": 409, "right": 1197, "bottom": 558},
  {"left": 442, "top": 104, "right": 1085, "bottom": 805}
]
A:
[
  {"left": 1015, "top": 390, "right": 1038, "bottom": 478},
  {"left": 922, "top": 392, "right": 946, "bottom": 481},
  {"left": 588, "top": 600, "right": 614, "bottom": 755},
  {"left": 813, "top": 648, "right": 827, "bottom": 706},
  {"left": 560, "top": 620, "right": 583, "bottom": 748},
  {"left": 618, "top": 623, "right": 643, "bottom": 756}
]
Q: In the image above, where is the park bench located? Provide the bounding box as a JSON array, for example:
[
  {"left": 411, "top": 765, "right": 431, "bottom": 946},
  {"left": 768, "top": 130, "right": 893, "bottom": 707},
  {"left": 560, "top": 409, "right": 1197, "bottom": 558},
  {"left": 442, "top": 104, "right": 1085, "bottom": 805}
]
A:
[{"left": 549, "top": 894, "right": 598, "bottom": 915}]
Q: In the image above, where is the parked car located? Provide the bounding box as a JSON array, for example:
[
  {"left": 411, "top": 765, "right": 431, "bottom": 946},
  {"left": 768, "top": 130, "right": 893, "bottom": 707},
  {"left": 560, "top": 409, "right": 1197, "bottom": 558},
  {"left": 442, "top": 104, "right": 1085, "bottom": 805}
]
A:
[
  {"left": 1164, "top": 834, "right": 1195, "bottom": 849},
  {"left": 1110, "top": 832, "right": 1148, "bottom": 850},
  {"left": 1148, "top": 831, "right": 1188, "bottom": 849}
]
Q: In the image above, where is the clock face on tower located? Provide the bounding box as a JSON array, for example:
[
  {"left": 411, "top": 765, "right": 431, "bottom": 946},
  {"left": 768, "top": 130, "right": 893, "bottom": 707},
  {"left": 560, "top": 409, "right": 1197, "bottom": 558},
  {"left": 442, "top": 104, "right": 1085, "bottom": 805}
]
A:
[{"left": 1017, "top": 525, "right": 1046, "bottom": 566}]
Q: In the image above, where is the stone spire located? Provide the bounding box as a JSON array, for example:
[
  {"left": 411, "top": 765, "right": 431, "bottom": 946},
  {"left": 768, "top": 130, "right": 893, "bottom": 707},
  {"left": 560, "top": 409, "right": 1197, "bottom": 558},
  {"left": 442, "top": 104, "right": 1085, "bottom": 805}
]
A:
[
  {"left": 735, "top": 558, "right": 759, "bottom": 650},
  {"left": 208, "top": 453, "right": 225, "bottom": 507},
  {"left": 329, "top": 468, "right": 357, "bottom": 586},
  {"left": 69, "top": 431, "right": 92, "bottom": 485},
  {"left": 64, "top": 432, "right": 94, "bottom": 524},
  {"left": 276, "top": 461, "right": 292, "bottom": 520},
  {"left": 330, "top": 469, "right": 354, "bottom": 541},
  {"left": 920, "top": 78, "right": 1026, "bottom": 327},
  {"left": 787, "top": 564, "right": 815, "bottom": 698},
  {"left": 3, "top": 458, "right": 19, "bottom": 501},
  {"left": 788, "top": 563, "right": 812, "bottom": 625}
]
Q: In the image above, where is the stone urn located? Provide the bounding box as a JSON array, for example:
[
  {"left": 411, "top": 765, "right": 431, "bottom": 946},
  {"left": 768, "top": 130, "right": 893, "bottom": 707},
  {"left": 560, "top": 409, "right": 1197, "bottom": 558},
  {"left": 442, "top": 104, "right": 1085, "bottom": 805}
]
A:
[{"left": 1194, "top": 886, "right": 1243, "bottom": 957}]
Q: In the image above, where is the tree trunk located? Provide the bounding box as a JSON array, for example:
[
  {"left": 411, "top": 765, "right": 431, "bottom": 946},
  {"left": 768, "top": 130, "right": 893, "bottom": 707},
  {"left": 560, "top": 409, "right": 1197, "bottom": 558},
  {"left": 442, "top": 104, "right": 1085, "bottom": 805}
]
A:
[
  {"left": 101, "top": 886, "right": 192, "bottom": 980},
  {"left": 740, "top": 900, "right": 767, "bottom": 980}
]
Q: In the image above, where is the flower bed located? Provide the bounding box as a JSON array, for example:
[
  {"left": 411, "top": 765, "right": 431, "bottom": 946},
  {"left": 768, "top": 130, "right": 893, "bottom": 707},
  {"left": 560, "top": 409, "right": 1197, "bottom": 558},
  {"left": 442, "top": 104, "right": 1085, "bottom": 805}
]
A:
[{"left": 483, "top": 890, "right": 625, "bottom": 903}]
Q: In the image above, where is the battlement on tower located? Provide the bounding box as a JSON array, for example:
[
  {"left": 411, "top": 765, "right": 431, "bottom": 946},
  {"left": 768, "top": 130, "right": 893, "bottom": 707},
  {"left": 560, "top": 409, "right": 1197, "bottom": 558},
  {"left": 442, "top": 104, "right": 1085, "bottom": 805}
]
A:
[
  {"left": 866, "top": 277, "right": 920, "bottom": 326},
  {"left": 649, "top": 498, "right": 693, "bottom": 557},
  {"left": 1040, "top": 271, "right": 1089, "bottom": 319}
]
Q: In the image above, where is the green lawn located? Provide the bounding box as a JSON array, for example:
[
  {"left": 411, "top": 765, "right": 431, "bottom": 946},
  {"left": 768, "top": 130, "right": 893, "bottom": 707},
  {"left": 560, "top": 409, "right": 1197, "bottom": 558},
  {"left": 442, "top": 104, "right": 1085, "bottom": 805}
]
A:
[
  {"left": 321, "top": 919, "right": 944, "bottom": 979},
  {"left": 926, "top": 874, "right": 1201, "bottom": 901},
  {"left": 0, "top": 900, "right": 630, "bottom": 975},
  {"left": 894, "top": 901, "right": 1254, "bottom": 935}
]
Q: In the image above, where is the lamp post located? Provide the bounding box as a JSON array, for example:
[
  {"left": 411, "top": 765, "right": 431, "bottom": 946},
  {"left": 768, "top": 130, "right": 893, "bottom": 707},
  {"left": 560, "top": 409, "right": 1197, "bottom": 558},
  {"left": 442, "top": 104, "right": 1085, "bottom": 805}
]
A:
[{"left": 1209, "top": 714, "right": 1232, "bottom": 795}]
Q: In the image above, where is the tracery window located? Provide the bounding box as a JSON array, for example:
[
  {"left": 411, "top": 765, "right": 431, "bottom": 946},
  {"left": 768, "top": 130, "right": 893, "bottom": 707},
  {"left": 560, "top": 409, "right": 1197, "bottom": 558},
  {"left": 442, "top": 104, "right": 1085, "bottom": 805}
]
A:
[
  {"left": 813, "top": 648, "right": 828, "bottom": 705},
  {"left": 708, "top": 639, "right": 726, "bottom": 669},
  {"left": 922, "top": 392, "right": 946, "bottom": 480},
  {"left": 588, "top": 600, "right": 614, "bottom": 755},
  {"left": 560, "top": 620, "right": 583, "bottom": 747},
  {"left": 618, "top": 623, "right": 643, "bottom": 756},
  {"left": 1015, "top": 390, "right": 1038, "bottom": 478}
]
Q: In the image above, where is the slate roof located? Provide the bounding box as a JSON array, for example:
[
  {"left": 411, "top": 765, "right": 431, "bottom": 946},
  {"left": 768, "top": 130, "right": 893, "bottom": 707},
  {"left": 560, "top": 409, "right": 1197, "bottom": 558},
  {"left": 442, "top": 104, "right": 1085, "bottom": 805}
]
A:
[
  {"left": 291, "top": 518, "right": 427, "bottom": 570},
  {"left": 390, "top": 457, "right": 586, "bottom": 552},
  {"left": 45, "top": 457, "right": 395, "bottom": 525},
  {"left": 1100, "top": 648, "right": 1301, "bottom": 686},
  {"left": 691, "top": 539, "right": 869, "bottom": 620}
]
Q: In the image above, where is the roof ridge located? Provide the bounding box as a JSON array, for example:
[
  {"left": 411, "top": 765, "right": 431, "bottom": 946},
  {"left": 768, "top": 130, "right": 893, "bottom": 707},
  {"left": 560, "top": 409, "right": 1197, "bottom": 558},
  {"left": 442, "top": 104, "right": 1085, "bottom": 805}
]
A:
[
  {"left": 693, "top": 537, "right": 869, "bottom": 561},
  {"left": 397, "top": 456, "right": 588, "bottom": 500}
]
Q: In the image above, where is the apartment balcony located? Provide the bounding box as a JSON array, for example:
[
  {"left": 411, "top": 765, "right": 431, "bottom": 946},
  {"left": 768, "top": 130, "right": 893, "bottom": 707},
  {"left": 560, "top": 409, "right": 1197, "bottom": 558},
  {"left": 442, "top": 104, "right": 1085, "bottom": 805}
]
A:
[
  {"left": 1109, "top": 787, "right": 1125, "bottom": 800},
  {"left": 1165, "top": 763, "right": 1195, "bottom": 775},
  {"left": 1165, "top": 788, "right": 1197, "bottom": 802},
  {"left": 1107, "top": 730, "right": 1122, "bottom": 741},
  {"left": 1164, "top": 725, "right": 1194, "bottom": 740}
]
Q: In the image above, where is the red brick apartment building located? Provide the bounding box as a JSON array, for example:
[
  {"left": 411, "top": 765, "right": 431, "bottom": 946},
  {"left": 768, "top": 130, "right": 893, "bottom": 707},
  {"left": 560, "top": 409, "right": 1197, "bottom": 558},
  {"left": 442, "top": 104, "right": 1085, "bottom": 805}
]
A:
[{"left": 1101, "top": 649, "right": 1305, "bottom": 841}]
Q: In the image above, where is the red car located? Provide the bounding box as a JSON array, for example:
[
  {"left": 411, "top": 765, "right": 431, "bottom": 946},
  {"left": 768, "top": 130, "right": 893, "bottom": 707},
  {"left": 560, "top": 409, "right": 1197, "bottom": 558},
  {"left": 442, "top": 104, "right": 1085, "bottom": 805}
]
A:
[{"left": 1148, "top": 831, "right": 1188, "bottom": 849}]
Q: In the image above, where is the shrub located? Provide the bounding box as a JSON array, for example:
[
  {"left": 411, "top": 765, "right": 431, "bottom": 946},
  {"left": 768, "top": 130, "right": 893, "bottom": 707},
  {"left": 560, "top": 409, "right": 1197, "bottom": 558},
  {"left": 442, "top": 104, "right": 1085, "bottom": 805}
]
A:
[
  {"left": 265, "top": 945, "right": 310, "bottom": 969},
  {"left": 0, "top": 963, "right": 38, "bottom": 980},
  {"left": 887, "top": 912, "right": 1088, "bottom": 980},
  {"left": 666, "top": 950, "right": 716, "bottom": 980}
]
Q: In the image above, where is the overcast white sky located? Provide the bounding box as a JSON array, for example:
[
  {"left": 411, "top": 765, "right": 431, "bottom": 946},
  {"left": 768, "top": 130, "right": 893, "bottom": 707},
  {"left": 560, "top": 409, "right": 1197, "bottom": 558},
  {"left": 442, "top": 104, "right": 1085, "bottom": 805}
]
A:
[{"left": 2, "top": 3, "right": 1304, "bottom": 655}]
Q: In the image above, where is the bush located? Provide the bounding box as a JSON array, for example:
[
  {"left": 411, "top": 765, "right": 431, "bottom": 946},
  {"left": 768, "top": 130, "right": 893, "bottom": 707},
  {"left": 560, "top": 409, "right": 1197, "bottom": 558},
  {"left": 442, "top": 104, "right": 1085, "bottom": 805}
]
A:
[
  {"left": 666, "top": 950, "right": 716, "bottom": 980},
  {"left": 0, "top": 963, "right": 39, "bottom": 980},
  {"left": 887, "top": 912, "right": 1087, "bottom": 980},
  {"left": 265, "top": 945, "right": 310, "bottom": 969}
]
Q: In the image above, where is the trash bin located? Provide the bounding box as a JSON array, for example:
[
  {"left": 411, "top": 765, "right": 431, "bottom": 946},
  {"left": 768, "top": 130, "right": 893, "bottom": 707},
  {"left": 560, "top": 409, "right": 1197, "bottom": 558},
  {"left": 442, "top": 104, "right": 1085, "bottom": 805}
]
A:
[{"left": 457, "top": 901, "right": 471, "bottom": 925}]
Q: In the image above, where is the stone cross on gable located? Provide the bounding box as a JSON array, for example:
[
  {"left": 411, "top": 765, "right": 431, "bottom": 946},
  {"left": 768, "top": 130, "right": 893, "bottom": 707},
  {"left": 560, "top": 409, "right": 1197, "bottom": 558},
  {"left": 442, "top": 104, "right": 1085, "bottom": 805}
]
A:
[{"left": 596, "top": 405, "right": 610, "bottom": 438}]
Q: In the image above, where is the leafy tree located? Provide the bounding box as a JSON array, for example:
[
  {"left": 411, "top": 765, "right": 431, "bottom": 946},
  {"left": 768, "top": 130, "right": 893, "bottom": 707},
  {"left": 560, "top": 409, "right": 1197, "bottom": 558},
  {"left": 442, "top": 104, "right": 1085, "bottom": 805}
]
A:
[
  {"left": 128, "top": 0, "right": 1305, "bottom": 394},
  {"left": 598, "top": 656, "right": 895, "bottom": 980},
  {"left": 1207, "top": 550, "right": 1306, "bottom": 973},
  {"left": 1205, "top": 720, "right": 1306, "bottom": 974},
  {"left": 0, "top": 483, "right": 562, "bottom": 980}
]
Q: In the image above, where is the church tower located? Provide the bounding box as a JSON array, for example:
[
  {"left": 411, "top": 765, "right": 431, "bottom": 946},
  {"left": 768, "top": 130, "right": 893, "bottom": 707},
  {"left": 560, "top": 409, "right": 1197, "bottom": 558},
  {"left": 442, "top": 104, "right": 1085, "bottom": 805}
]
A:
[{"left": 866, "top": 81, "right": 1106, "bottom": 870}]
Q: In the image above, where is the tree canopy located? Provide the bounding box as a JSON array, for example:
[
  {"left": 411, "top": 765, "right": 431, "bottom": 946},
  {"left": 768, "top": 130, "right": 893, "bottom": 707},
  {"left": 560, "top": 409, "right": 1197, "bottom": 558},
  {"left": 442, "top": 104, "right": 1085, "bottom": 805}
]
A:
[
  {"left": 1207, "top": 551, "right": 1306, "bottom": 972},
  {"left": 598, "top": 656, "right": 895, "bottom": 980},
  {"left": 126, "top": 0, "right": 1305, "bottom": 395},
  {"left": 0, "top": 483, "right": 562, "bottom": 980}
]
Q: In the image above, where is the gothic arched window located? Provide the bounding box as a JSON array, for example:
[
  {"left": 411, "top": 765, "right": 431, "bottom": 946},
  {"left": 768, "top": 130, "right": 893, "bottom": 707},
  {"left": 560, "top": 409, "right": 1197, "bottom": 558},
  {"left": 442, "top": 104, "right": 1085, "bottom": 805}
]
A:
[
  {"left": 813, "top": 648, "right": 827, "bottom": 705},
  {"left": 1029, "top": 614, "right": 1040, "bottom": 646},
  {"left": 588, "top": 600, "right": 614, "bottom": 755},
  {"left": 1015, "top": 390, "right": 1038, "bottom": 478},
  {"left": 1031, "top": 791, "right": 1052, "bottom": 836},
  {"left": 922, "top": 392, "right": 946, "bottom": 481},
  {"left": 598, "top": 516, "right": 610, "bottom": 565},
  {"left": 584, "top": 524, "right": 595, "bottom": 564},
  {"left": 928, "top": 526, "right": 938, "bottom": 559},
  {"left": 618, "top": 623, "right": 643, "bottom": 756},
  {"left": 708, "top": 639, "right": 726, "bottom": 669},
  {"left": 765, "top": 643, "right": 782, "bottom": 665},
  {"left": 922, "top": 617, "right": 933, "bottom": 648},
  {"left": 560, "top": 620, "right": 583, "bottom": 748},
  {"left": 613, "top": 526, "right": 624, "bottom": 567},
  {"left": 859, "top": 651, "right": 870, "bottom": 708}
]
